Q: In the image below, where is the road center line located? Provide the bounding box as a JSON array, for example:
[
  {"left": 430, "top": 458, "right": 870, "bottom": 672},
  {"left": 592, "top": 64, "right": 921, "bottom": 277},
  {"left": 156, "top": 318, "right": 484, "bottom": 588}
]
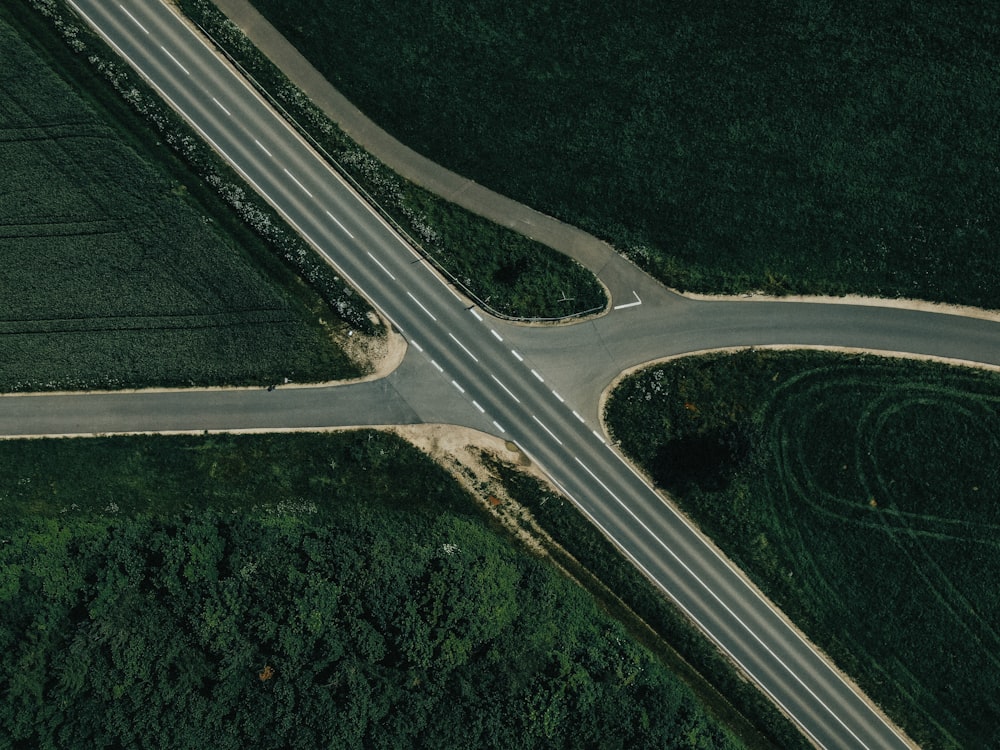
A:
[
  {"left": 253, "top": 139, "right": 272, "bottom": 157},
  {"left": 366, "top": 252, "right": 395, "bottom": 280},
  {"left": 211, "top": 97, "right": 231, "bottom": 116},
  {"left": 491, "top": 329, "right": 503, "bottom": 342},
  {"left": 283, "top": 168, "right": 313, "bottom": 198},
  {"left": 406, "top": 292, "right": 437, "bottom": 321},
  {"left": 325, "top": 210, "right": 354, "bottom": 238},
  {"left": 448, "top": 332, "right": 478, "bottom": 362},
  {"left": 159, "top": 45, "right": 190, "bottom": 76},
  {"left": 532, "top": 415, "right": 563, "bottom": 446},
  {"left": 118, "top": 4, "right": 148, "bottom": 34},
  {"left": 489, "top": 374, "right": 520, "bottom": 403}
]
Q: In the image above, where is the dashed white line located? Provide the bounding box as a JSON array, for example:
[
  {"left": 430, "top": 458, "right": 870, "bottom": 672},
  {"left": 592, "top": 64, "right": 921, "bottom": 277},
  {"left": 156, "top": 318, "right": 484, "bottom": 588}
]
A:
[
  {"left": 490, "top": 374, "right": 520, "bottom": 403},
  {"left": 283, "top": 168, "right": 313, "bottom": 198},
  {"left": 491, "top": 329, "right": 503, "bottom": 342},
  {"left": 532, "top": 415, "right": 563, "bottom": 446},
  {"left": 119, "top": 4, "right": 148, "bottom": 34},
  {"left": 211, "top": 97, "right": 231, "bottom": 116},
  {"left": 472, "top": 401, "right": 485, "bottom": 413},
  {"left": 511, "top": 349, "right": 524, "bottom": 362},
  {"left": 552, "top": 390, "right": 564, "bottom": 403},
  {"left": 572, "top": 410, "right": 586, "bottom": 423},
  {"left": 493, "top": 421, "right": 506, "bottom": 433},
  {"left": 430, "top": 360, "right": 444, "bottom": 373},
  {"left": 470, "top": 309, "right": 483, "bottom": 322},
  {"left": 448, "top": 333, "right": 478, "bottom": 362},
  {"left": 410, "top": 339, "right": 423, "bottom": 353},
  {"left": 451, "top": 380, "right": 465, "bottom": 394},
  {"left": 406, "top": 292, "right": 437, "bottom": 321},
  {"left": 253, "top": 139, "right": 272, "bottom": 157},
  {"left": 325, "top": 210, "right": 354, "bottom": 238},
  {"left": 160, "top": 45, "right": 190, "bottom": 76},
  {"left": 592, "top": 430, "right": 606, "bottom": 444},
  {"left": 366, "top": 252, "right": 395, "bottom": 280},
  {"left": 531, "top": 369, "right": 544, "bottom": 383}
]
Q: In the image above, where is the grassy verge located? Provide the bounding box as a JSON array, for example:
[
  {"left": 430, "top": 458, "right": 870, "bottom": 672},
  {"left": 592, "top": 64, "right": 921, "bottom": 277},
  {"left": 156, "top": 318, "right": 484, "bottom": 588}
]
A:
[
  {"left": 2, "top": 2, "right": 378, "bottom": 392},
  {"left": 0, "top": 431, "right": 741, "bottom": 749},
  {"left": 244, "top": 0, "right": 999, "bottom": 309},
  {"left": 604, "top": 350, "right": 1000, "bottom": 749},
  {"left": 176, "top": 0, "right": 606, "bottom": 321}
]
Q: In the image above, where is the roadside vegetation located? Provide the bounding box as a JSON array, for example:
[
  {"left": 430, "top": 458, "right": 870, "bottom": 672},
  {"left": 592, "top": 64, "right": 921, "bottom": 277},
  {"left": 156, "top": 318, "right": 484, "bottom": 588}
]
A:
[
  {"left": 604, "top": 350, "right": 1000, "bottom": 749},
  {"left": 247, "top": 0, "right": 1000, "bottom": 309},
  {"left": 0, "top": 431, "right": 742, "bottom": 749},
  {"left": 176, "top": 0, "right": 606, "bottom": 321},
  {"left": 2, "top": 4, "right": 376, "bottom": 392}
]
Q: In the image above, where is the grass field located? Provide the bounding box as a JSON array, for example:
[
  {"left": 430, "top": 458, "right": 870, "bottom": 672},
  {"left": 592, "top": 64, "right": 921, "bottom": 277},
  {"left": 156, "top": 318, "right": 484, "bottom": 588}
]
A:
[
  {"left": 0, "top": 7, "right": 364, "bottom": 391},
  {"left": 246, "top": 0, "right": 1000, "bottom": 309},
  {"left": 604, "top": 351, "right": 1000, "bottom": 749}
]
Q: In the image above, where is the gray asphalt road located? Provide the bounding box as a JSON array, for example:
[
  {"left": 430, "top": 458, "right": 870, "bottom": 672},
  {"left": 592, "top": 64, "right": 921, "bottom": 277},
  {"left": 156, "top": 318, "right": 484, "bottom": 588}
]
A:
[{"left": 15, "top": 1, "right": 998, "bottom": 746}]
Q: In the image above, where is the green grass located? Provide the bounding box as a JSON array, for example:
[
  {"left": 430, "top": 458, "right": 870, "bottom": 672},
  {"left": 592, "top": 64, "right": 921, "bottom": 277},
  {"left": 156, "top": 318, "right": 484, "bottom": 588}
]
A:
[
  {"left": 177, "top": 0, "right": 606, "bottom": 320},
  {"left": 0, "top": 432, "right": 743, "bottom": 749},
  {"left": 245, "top": 0, "right": 1000, "bottom": 308},
  {"left": 0, "top": 5, "right": 366, "bottom": 391},
  {"left": 604, "top": 350, "right": 1000, "bottom": 749}
]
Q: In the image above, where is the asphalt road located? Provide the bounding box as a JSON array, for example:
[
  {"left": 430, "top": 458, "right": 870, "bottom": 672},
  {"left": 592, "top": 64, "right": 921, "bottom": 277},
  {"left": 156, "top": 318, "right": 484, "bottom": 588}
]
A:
[{"left": 17, "top": 1, "right": 999, "bottom": 746}]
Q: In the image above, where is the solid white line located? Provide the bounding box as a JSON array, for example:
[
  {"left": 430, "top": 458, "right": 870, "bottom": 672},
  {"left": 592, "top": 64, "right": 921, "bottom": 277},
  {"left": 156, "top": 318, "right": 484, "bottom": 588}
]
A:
[
  {"left": 406, "top": 292, "right": 437, "bottom": 321},
  {"left": 211, "top": 97, "right": 231, "bottom": 116},
  {"left": 253, "top": 139, "right": 272, "bottom": 157},
  {"left": 470, "top": 309, "right": 483, "bottom": 322},
  {"left": 491, "top": 329, "right": 503, "bottom": 342},
  {"left": 572, "top": 410, "right": 586, "bottom": 423},
  {"left": 451, "top": 380, "right": 465, "bottom": 394},
  {"left": 283, "top": 168, "right": 313, "bottom": 198},
  {"left": 160, "top": 45, "right": 190, "bottom": 76},
  {"left": 592, "top": 429, "right": 606, "bottom": 444},
  {"left": 325, "top": 210, "right": 354, "bottom": 239},
  {"left": 489, "top": 374, "right": 520, "bottom": 403},
  {"left": 552, "top": 390, "right": 564, "bottom": 403},
  {"left": 532, "top": 415, "right": 563, "bottom": 446},
  {"left": 430, "top": 360, "right": 444, "bottom": 373},
  {"left": 366, "top": 252, "right": 395, "bottom": 280},
  {"left": 472, "top": 401, "right": 485, "bottom": 413},
  {"left": 448, "top": 332, "right": 478, "bottom": 362},
  {"left": 511, "top": 349, "right": 524, "bottom": 362},
  {"left": 118, "top": 4, "right": 148, "bottom": 34},
  {"left": 531, "top": 369, "right": 544, "bottom": 383},
  {"left": 410, "top": 339, "right": 423, "bottom": 353}
]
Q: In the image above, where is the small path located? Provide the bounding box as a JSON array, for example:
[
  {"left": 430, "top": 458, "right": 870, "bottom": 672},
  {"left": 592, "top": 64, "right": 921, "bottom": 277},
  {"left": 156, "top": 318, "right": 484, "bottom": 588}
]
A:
[{"left": 209, "top": 0, "right": 654, "bottom": 308}]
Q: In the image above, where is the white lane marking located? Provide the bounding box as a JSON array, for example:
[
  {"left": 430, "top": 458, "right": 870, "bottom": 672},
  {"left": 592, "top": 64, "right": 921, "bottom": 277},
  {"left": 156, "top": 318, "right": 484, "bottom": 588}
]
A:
[
  {"left": 448, "top": 332, "right": 478, "bottom": 363},
  {"left": 160, "top": 45, "right": 190, "bottom": 76},
  {"left": 211, "top": 97, "right": 231, "bottom": 116},
  {"left": 614, "top": 290, "right": 643, "bottom": 310},
  {"left": 573, "top": 454, "right": 868, "bottom": 750},
  {"left": 511, "top": 349, "right": 524, "bottom": 362},
  {"left": 451, "top": 380, "right": 465, "bottom": 394},
  {"left": 470, "top": 309, "right": 483, "bottom": 322},
  {"left": 325, "top": 210, "right": 354, "bottom": 238},
  {"left": 552, "top": 390, "right": 564, "bottom": 403},
  {"left": 592, "top": 430, "right": 606, "bottom": 444},
  {"left": 253, "top": 139, "right": 272, "bottom": 157},
  {"left": 492, "top": 421, "right": 506, "bottom": 433},
  {"left": 119, "top": 4, "right": 148, "bottom": 34},
  {"left": 572, "top": 410, "right": 586, "bottom": 423},
  {"left": 406, "top": 292, "right": 437, "bottom": 321},
  {"left": 490, "top": 374, "right": 520, "bottom": 403},
  {"left": 366, "top": 252, "right": 395, "bottom": 280},
  {"left": 283, "top": 168, "right": 313, "bottom": 198},
  {"left": 491, "top": 329, "right": 503, "bottom": 342},
  {"left": 532, "top": 415, "right": 563, "bottom": 446},
  {"left": 531, "top": 369, "right": 544, "bottom": 383},
  {"left": 472, "top": 400, "right": 485, "bottom": 413},
  {"left": 430, "top": 360, "right": 444, "bottom": 373},
  {"left": 410, "top": 339, "right": 423, "bottom": 353}
]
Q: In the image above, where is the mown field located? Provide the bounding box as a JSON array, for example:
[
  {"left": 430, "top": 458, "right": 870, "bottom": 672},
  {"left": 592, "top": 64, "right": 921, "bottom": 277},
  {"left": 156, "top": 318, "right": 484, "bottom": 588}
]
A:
[
  {"left": 0, "top": 8, "right": 362, "bottom": 391},
  {"left": 605, "top": 351, "right": 1000, "bottom": 749},
  {"left": 0, "top": 431, "right": 743, "bottom": 749},
  {"left": 247, "top": 0, "right": 1000, "bottom": 308}
]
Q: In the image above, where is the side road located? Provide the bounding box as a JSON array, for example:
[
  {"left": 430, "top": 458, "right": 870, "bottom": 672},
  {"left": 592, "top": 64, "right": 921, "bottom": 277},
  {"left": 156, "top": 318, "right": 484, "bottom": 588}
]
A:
[{"left": 208, "top": 0, "right": 647, "bottom": 307}]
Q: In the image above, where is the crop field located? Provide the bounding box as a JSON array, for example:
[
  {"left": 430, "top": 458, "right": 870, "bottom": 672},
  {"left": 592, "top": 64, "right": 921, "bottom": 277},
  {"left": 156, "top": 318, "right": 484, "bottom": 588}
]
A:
[
  {"left": 605, "top": 351, "right": 1000, "bottom": 749},
  {"left": 0, "top": 9, "right": 360, "bottom": 391},
  {"left": 247, "top": 0, "right": 1000, "bottom": 309}
]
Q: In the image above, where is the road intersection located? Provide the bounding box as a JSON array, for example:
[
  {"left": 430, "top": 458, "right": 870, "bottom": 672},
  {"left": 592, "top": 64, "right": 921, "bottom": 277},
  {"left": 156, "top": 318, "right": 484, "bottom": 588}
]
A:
[{"left": 11, "top": 2, "right": 1000, "bottom": 746}]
